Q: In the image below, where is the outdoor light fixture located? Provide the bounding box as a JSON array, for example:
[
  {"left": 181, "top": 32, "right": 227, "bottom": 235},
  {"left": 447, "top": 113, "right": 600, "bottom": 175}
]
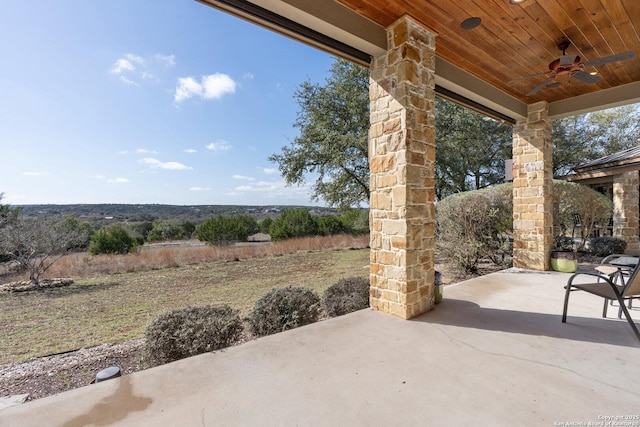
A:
[{"left": 509, "top": 0, "right": 527, "bottom": 4}]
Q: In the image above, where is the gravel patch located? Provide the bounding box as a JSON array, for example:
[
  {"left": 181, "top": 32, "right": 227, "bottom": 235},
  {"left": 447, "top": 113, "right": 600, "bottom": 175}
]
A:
[{"left": 0, "top": 339, "right": 147, "bottom": 403}]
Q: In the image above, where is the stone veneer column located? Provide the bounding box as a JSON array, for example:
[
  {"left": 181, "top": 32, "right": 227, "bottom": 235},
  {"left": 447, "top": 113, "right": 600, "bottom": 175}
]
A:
[
  {"left": 512, "top": 102, "right": 553, "bottom": 270},
  {"left": 613, "top": 171, "right": 640, "bottom": 255},
  {"left": 369, "top": 16, "right": 436, "bottom": 319}
]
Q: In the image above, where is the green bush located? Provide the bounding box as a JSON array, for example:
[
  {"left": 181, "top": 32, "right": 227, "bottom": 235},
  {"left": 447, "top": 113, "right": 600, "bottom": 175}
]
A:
[
  {"left": 588, "top": 236, "right": 627, "bottom": 257},
  {"left": 145, "top": 305, "right": 243, "bottom": 365},
  {"left": 318, "top": 215, "right": 346, "bottom": 236},
  {"left": 436, "top": 184, "right": 513, "bottom": 274},
  {"left": 89, "top": 225, "right": 137, "bottom": 255},
  {"left": 247, "top": 286, "right": 321, "bottom": 337},
  {"left": 269, "top": 209, "right": 319, "bottom": 241},
  {"left": 196, "top": 215, "right": 258, "bottom": 245},
  {"left": 322, "top": 277, "right": 370, "bottom": 317},
  {"left": 146, "top": 219, "right": 195, "bottom": 243},
  {"left": 553, "top": 235, "right": 575, "bottom": 252},
  {"left": 259, "top": 217, "right": 273, "bottom": 234},
  {"left": 339, "top": 208, "right": 369, "bottom": 235},
  {"left": 553, "top": 180, "right": 613, "bottom": 251}
]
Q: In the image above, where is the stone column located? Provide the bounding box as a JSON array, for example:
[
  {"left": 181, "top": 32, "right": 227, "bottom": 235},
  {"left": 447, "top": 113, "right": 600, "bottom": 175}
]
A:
[
  {"left": 512, "top": 102, "right": 553, "bottom": 270},
  {"left": 613, "top": 171, "right": 640, "bottom": 255},
  {"left": 369, "top": 16, "right": 436, "bottom": 319}
]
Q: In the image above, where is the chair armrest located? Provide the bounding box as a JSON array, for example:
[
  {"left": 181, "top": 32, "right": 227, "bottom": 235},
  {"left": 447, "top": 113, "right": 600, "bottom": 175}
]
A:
[
  {"left": 567, "top": 272, "right": 624, "bottom": 298},
  {"left": 600, "top": 254, "right": 626, "bottom": 264}
]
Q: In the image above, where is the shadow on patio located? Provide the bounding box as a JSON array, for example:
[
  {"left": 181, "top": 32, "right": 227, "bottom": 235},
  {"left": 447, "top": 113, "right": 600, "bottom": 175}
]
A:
[{"left": 2, "top": 269, "right": 639, "bottom": 426}]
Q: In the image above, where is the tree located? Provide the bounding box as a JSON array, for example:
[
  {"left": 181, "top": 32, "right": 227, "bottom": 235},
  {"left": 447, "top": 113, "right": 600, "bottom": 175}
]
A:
[
  {"left": 318, "top": 215, "right": 346, "bottom": 236},
  {"left": 552, "top": 104, "right": 640, "bottom": 176},
  {"left": 271, "top": 58, "right": 638, "bottom": 206},
  {"left": 147, "top": 219, "right": 192, "bottom": 242},
  {"left": 271, "top": 59, "right": 514, "bottom": 206},
  {"left": 259, "top": 218, "right": 273, "bottom": 234},
  {"left": 435, "top": 98, "right": 512, "bottom": 199},
  {"left": 269, "top": 59, "right": 370, "bottom": 210},
  {"left": 0, "top": 216, "right": 87, "bottom": 284},
  {"left": 552, "top": 180, "right": 613, "bottom": 251},
  {"left": 0, "top": 193, "right": 20, "bottom": 229},
  {"left": 196, "top": 215, "right": 258, "bottom": 245},
  {"left": 89, "top": 226, "right": 137, "bottom": 255},
  {"left": 0, "top": 193, "right": 21, "bottom": 263},
  {"left": 269, "top": 209, "right": 319, "bottom": 241}
]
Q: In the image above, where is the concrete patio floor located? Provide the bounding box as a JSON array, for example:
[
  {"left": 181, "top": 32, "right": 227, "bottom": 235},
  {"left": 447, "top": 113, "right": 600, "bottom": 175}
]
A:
[{"left": 2, "top": 268, "right": 639, "bottom": 426}]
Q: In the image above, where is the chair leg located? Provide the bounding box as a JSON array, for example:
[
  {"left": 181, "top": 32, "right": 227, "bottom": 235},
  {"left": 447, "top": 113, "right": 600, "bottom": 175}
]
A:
[
  {"left": 562, "top": 283, "right": 573, "bottom": 323},
  {"left": 603, "top": 299, "right": 609, "bottom": 318},
  {"left": 616, "top": 295, "right": 640, "bottom": 343}
]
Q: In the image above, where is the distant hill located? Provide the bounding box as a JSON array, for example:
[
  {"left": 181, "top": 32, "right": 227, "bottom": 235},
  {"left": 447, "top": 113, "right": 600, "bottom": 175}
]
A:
[{"left": 17, "top": 204, "right": 336, "bottom": 224}]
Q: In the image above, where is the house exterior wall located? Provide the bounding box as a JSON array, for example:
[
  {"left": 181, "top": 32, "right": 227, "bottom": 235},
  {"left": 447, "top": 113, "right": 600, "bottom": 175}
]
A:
[{"left": 369, "top": 16, "right": 436, "bottom": 319}]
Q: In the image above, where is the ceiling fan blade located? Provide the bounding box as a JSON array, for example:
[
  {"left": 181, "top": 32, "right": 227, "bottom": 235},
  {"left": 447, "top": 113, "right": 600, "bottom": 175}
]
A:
[
  {"left": 508, "top": 71, "right": 549, "bottom": 84},
  {"left": 583, "top": 51, "right": 636, "bottom": 67},
  {"left": 559, "top": 54, "right": 578, "bottom": 66},
  {"left": 527, "top": 77, "right": 555, "bottom": 96},
  {"left": 572, "top": 71, "right": 602, "bottom": 84}
]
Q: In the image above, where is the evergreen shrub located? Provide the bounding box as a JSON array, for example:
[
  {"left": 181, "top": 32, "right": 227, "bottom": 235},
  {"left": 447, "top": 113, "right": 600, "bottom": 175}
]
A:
[
  {"left": 145, "top": 305, "right": 243, "bottom": 365},
  {"left": 322, "top": 277, "right": 370, "bottom": 317},
  {"left": 247, "top": 286, "right": 320, "bottom": 337},
  {"left": 588, "top": 236, "right": 627, "bottom": 257}
]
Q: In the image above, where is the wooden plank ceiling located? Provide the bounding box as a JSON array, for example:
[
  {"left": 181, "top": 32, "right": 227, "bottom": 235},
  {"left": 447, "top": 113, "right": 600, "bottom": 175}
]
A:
[{"left": 337, "top": 0, "right": 640, "bottom": 104}]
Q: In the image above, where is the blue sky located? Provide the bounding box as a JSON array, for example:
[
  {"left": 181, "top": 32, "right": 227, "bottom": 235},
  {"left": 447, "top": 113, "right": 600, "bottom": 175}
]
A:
[{"left": 0, "top": 0, "right": 336, "bottom": 206}]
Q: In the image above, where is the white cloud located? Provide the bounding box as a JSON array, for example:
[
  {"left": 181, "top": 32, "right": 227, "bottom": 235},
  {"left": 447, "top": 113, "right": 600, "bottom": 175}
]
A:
[
  {"left": 243, "top": 72, "right": 254, "bottom": 80},
  {"left": 184, "top": 148, "right": 198, "bottom": 153},
  {"left": 202, "top": 74, "right": 236, "bottom": 99},
  {"left": 139, "top": 157, "right": 192, "bottom": 170},
  {"left": 110, "top": 53, "right": 144, "bottom": 75},
  {"left": 110, "top": 52, "right": 173, "bottom": 87},
  {"left": 136, "top": 148, "right": 158, "bottom": 154},
  {"left": 107, "top": 177, "right": 130, "bottom": 184},
  {"left": 206, "top": 141, "right": 232, "bottom": 151},
  {"left": 233, "top": 174, "right": 255, "bottom": 181},
  {"left": 110, "top": 58, "right": 136, "bottom": 75},
  {"left": 155, "top": 54, "right": 176, "bottom": 67},
  {"left": 189, "top": 187, "right": 211, "bottom": 191},
  {"left": 174, "top": 73, "right": 236, "bottom": 103},
  {"left": 119, "top": 76, "right": 141, "bottom": 87},
  {"left": 261, "top": 167, "right": 278, "bottom": 174},
  {"left": 174, "top": 77, "right": 201, "bottom": 103},
  {"left": 23, "top": 171, "right": 49, "bottom": 176},
  {"left": 125, "top": 53, "right": 144, "bottom": 65}
]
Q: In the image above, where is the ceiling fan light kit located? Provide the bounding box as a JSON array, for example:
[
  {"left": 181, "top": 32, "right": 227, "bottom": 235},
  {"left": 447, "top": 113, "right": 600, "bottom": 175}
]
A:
[
  {"left": 509, "top": 0, "right": 527, "bottom": 5},
  {"left": 508, "top": 41, "right": 636, "bottom": 96}
]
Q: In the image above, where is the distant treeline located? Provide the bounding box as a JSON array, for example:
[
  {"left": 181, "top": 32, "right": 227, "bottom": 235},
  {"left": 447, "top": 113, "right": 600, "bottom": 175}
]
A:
[{"left": 17, "top": 204, "right": 338, "bottom": 224}]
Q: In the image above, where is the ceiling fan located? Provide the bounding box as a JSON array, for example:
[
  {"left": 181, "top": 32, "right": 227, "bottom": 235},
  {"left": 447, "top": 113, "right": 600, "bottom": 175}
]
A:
[{"left": 509, "top": 41, "right": 636, "bottom": 96}]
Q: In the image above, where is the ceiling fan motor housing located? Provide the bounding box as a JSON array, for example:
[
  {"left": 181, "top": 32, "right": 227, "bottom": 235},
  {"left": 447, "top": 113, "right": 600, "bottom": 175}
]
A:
[{"left": 549, "top": 56, "right": 581, "bottom": 72}]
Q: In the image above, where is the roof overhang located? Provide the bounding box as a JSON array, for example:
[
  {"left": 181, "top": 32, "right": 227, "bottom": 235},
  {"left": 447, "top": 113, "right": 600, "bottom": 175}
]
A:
[{"left": 198, "top": 0, "right": 640, "bottom": 123}]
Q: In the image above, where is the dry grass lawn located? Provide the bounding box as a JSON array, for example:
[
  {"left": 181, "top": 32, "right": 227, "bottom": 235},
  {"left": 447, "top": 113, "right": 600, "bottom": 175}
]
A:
[{"left": 0, "top": 241, "right": 369, "bottom": 365}]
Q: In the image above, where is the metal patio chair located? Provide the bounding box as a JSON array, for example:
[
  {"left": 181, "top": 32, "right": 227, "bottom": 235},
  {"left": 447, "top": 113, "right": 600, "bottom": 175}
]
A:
[
  {"left": 563, "top": 262, "right": 640, "bottom": 343},
  {"left": 594, "top": 254, "right": 637, "bottom": 318}
]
